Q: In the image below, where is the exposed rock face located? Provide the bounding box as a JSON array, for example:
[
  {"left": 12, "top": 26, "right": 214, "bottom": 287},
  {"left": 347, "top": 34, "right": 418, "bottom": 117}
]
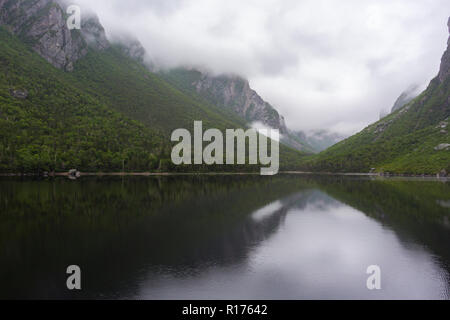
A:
[
  {"left": 438, "top": 17, "right": 450, "bottom": 83},
  {"left": 194, "top": 73, "right": 288, "bottom": 133},
  {"left": 0, "top": 0, "right": 109, "bottom": 71},
  {"left": 9, "top": 88, "right": 28, "bottom": 99},
  {"left": 434, "top": 143, "right": 450, "bottom": 151}
]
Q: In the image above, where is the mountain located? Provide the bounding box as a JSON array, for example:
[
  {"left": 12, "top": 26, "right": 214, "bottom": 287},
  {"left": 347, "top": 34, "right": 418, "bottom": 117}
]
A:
[
  {"left": 0, "top": 0, "right": 108, "bottom": 71},
  {"left": 161, "top": 68, "right": 321, "bottom": 154},
  {"left": 0, "top": 0, "right": 306, "bottom": 173},
  {"left": 280, "top": 131, "right": 317, "bottom": 154},
  {"left": 292, "top": 130, "right": 345, "bottom": 153},
  {"left": 162, "top": 68, "right": 288, "bottom": 133},
  {"left": 300, "top": 17, "right": 450, "bottom": 175},
  {"left": 391, "top": 84, "right": 421, "bottom": 113},
  {"left": 0, "top": 26, "right": 164, "bottom": 173}
]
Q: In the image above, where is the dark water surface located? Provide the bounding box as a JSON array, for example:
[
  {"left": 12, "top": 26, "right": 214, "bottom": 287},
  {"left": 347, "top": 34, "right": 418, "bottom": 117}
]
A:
[{"left": 0, "top": 175, "right": 449, "bottom": 299}]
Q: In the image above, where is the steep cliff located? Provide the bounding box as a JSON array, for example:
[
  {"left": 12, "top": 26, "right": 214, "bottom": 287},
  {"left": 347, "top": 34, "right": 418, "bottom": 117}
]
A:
[
  {"left": 0, "top": 0, "right": 109, "bottom": 71},
  {"left": 162, "top": 68, "right": 288, "bottom": 134},
  {"left": 194, "top": 72, "right": 288, "bottom": 134}
]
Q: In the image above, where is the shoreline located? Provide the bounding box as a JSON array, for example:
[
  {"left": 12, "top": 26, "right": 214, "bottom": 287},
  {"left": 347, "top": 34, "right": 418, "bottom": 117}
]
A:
[{"left": 0, "top": 171, "right": 447, "bottom": 180}]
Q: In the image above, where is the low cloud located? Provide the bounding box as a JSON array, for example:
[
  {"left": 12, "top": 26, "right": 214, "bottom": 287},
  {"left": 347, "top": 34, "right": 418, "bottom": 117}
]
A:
[{"left": 73, "top": 0, "right": 449, "bottom": 135}]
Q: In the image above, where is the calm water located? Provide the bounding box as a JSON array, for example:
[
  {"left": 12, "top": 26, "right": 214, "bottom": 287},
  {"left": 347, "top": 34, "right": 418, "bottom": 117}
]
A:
[{"left": 0, "top": 175, "right": 449, "bottom": 300}]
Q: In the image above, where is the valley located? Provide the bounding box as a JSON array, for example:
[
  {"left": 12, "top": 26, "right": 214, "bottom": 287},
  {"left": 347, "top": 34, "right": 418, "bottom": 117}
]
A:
[{"left": 0, "top": 0, "right": 448, "bottom": 176}]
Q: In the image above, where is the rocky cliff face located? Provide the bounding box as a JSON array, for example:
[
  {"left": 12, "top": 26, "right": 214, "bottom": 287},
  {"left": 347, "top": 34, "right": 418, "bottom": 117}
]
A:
[
  {"left": 0, "top": 0, "right": 109, "bottom": 71},
  {"left": 438, "top": 17, "right": 450, "bottom": 83},
  {"left": 194, "top": 73, "right": 288, "bottom": 133}
]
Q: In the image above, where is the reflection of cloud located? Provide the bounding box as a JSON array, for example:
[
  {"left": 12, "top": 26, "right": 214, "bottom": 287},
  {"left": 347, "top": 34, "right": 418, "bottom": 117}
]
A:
[
  {"left": 252, "top": 201, "right": 283, "bottom": 222},
  {"left": 136, "top": 190, "right": 449, "bottom": 300}
]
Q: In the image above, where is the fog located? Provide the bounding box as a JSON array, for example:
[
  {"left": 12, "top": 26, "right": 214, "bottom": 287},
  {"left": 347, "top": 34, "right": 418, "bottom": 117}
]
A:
[{"left": 73, "top": 0, "right": 449, "bottom": 135}]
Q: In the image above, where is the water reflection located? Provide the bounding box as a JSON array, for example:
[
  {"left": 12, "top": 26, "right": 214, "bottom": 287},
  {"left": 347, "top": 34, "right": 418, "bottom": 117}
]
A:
[{"left": 0, "top": 176, "right": 448, "bottom": 299}]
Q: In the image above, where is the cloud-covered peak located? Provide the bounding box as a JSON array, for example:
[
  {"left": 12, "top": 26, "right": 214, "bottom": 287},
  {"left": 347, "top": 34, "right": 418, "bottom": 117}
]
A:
[{"left": 73, "top": 0, "right": 449, "bottom": 135}]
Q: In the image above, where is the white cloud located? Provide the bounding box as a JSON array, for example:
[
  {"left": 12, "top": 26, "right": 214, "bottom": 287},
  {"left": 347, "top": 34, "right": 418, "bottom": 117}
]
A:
[{"left": 73, "top": 0, "right": 449, "bottom": 135}]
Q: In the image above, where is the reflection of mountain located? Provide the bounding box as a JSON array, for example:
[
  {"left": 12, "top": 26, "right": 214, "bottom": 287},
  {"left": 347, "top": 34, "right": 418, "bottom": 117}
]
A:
[
  {"left": 0, "top": 175, "right": 448, "bottom": 299},
  {"left": 0, "top": 176, "right": 312, "bottom": 299}
]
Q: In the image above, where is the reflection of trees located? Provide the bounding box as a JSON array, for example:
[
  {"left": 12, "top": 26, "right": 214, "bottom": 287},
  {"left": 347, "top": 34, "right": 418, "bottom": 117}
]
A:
[
  {"left": 1, "top": 175, "right": 448, "bottom": 299},
  {"left": 0, "top": 176, "right": 312, "bottom": 299}
]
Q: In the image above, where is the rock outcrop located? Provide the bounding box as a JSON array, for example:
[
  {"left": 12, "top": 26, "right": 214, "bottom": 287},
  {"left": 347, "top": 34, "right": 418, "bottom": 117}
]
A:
[
  {"left": 434, "top": 143, "right": 450, "bottom": 151},
  {"left": 438, "top": 17, "right": 450, "bottom": 83},
  {"left": 9, "top": 88, "right": 28, "bottom": 99},
  {"left": 194, "top": 73, "right": 288, "bottom": 133},
  {"left": 0, "top": 0, "right": 109, "bottom": 71}
]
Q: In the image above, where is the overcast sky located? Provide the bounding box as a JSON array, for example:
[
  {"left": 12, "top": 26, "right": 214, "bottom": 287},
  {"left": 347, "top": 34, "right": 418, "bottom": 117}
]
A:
[{"left": 74, "top": 0, "right": 449, "bottom": 135}]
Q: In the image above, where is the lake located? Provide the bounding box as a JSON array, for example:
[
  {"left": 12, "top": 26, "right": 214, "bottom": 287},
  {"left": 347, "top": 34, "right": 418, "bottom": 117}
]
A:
[{"left": 0, "top": 175, "right": 449, "bottom": 300}]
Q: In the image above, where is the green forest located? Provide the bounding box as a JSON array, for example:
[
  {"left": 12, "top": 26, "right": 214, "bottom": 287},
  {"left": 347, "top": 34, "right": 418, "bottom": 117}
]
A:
[{"left": 0, "top": 27, "right": 306, "bottom": 174}]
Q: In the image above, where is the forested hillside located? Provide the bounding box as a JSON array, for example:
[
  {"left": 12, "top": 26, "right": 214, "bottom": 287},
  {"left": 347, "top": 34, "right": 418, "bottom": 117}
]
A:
[
  {"left": 0, "top": 26, "right": 306, "bottom": 174},
  {"left": 0, "top": 28, "right": 165, "bottom": 173}
]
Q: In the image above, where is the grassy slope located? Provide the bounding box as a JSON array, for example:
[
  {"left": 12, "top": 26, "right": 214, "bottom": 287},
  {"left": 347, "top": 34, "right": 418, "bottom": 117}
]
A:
[{"left": 300, "top": 76, "right": 450, "bottom": 174}]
